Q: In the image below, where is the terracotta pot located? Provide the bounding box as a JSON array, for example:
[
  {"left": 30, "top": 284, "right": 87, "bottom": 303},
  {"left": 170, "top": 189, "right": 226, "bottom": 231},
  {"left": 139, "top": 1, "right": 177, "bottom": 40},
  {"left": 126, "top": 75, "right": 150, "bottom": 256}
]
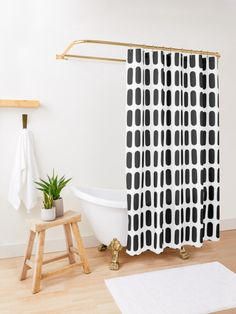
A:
[
  {"left": 53, "top": 198, "right": 64, "bottom": 217},
  {"left": 41, "top": 207, "right": 56, "bottom": 221}
]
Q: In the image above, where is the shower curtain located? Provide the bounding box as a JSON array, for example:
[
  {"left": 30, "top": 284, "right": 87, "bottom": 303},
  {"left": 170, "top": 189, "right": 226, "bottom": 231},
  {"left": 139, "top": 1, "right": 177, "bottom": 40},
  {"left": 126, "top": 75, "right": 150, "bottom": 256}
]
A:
[{"left": 126, "top": 49, "right": 219, "bottom": 255}]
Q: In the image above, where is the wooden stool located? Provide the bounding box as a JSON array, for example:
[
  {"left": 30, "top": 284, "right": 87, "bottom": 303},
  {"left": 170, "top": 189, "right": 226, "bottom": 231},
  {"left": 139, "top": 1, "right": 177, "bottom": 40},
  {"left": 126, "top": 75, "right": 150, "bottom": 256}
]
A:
[{"left": 19, "top": 210, "right": 90, "bottom": 293}]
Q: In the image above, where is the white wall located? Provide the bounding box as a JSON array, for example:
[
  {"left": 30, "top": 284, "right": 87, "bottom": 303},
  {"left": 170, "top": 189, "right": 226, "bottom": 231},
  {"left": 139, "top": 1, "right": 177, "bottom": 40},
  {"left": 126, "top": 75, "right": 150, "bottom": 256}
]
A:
[{"left": 0, "top": 0, "right": 235, "bottom": 257}]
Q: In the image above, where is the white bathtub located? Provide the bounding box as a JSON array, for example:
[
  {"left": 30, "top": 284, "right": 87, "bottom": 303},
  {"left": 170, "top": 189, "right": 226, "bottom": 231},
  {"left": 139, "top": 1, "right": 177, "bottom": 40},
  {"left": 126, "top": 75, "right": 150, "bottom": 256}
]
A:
[{"left": 72, "top": 186, "right": 128, "bottom": 247}]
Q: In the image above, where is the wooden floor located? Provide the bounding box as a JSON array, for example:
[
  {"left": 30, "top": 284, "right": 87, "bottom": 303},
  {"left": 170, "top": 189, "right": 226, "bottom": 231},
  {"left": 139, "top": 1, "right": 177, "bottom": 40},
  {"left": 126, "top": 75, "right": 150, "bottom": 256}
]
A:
[{"left": 0, "top": 230, "right": 236, "bottom": 314}]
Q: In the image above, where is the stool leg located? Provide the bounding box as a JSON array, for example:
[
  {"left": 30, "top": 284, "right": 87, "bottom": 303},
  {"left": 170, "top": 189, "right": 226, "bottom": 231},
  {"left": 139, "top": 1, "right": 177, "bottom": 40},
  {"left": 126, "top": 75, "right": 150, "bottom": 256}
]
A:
[
  {"left": 19, "top": 230, "right": 36, "bottom": 280},
  {"left": 71, "top": 222, "right": 91, "bottom": 274},
  {"left": 32, "top": 230, "right": 45, "bottom": 294},
  {"left": 64, "top": 223, "right": 76, "bottom": 264}
]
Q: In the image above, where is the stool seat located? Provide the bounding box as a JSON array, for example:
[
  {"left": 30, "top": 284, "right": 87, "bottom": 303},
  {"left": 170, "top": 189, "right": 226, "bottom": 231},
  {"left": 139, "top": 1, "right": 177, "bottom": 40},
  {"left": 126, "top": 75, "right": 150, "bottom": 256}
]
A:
[
  {"left": 20, "top": 210, "right": 90, "bottom": 293},
  {"left": 28, "top": 210, "right": 81, "bottom": 232}
]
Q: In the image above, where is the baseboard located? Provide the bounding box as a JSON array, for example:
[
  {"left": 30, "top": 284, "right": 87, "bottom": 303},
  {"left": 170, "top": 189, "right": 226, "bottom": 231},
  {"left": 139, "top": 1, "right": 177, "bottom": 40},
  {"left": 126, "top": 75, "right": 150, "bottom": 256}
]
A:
[
  {"left": 220, "top": 218, "right": 236, "bottom": 231},
  {"left": 0, "top": 235, "right": 99, "bottom": 259},
  {"left": 1, "top": 218, "right": 236, "bottom": 259}
]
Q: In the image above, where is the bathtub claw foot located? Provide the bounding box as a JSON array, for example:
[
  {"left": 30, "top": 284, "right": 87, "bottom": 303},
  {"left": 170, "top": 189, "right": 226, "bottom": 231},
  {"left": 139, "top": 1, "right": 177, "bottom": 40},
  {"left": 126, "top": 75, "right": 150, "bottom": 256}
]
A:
[
  {"left": 179, "top": 246, "right": 190, "bottom": 260},
  {"left": 108, "top": 238, "right": 123, "bottom": 271},
  {"left": 98, "top": 244, "right": 107, "bottom": 252},
  {"left": 110, "top": 261, "right": 120, "bottom": 271}
]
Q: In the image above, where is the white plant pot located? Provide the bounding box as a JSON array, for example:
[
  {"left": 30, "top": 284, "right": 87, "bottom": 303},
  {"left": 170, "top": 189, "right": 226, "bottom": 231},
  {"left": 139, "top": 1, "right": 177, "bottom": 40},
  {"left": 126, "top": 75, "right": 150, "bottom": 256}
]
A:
[{"left": 41, "top": 207, "right": 56, "bottom": 221}]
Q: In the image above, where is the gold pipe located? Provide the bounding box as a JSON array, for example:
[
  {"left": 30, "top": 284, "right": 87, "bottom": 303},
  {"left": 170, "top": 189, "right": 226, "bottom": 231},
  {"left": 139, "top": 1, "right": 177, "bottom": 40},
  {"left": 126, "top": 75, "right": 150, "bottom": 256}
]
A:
[
  {"left": 56, "top": 39, "right": 221, "bottom": 62},
  {"left": 60, "top": 54, "right": 125, "bottom": 63}
]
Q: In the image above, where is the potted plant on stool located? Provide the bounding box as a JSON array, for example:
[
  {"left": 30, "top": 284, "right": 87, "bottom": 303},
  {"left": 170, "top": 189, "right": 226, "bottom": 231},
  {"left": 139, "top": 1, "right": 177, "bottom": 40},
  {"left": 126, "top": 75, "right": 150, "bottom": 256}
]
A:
[
  {"left": 41, "top": 192, "right": 56, "bottom": 221},
  {"left": 35, "top": 171, "right": 71, "bottom": 218}
]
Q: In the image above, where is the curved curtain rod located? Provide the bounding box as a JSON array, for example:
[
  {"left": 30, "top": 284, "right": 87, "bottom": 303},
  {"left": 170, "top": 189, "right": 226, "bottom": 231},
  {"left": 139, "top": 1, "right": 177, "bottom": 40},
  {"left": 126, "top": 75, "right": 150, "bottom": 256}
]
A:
[{"left": 56, "top": 39, "right": 221, "bottom": 63}]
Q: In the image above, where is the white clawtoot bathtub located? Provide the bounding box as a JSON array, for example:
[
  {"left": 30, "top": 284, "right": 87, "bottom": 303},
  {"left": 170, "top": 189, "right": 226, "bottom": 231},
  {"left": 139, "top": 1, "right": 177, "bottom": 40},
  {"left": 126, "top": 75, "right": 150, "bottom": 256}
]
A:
[{"left": 72, "top": 186, "right": 128, "bottom": 247}]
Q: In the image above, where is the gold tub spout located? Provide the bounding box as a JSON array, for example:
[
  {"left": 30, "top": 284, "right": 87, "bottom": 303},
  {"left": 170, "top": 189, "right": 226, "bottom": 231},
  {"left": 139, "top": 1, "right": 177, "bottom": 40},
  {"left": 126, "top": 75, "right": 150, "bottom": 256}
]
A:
[
  {"left": 179, "top": 246, "right": 190, "bottom": 260},
  {"left": 108, "top": 238, "right": 123, "bottom": 270}
]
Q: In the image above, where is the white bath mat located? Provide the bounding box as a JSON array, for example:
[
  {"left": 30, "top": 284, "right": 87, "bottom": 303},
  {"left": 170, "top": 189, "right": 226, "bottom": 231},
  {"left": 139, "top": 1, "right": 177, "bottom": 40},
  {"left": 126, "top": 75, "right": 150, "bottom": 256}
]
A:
[{"left": 105, "top": 262, "right": 236, "bottom": 314}]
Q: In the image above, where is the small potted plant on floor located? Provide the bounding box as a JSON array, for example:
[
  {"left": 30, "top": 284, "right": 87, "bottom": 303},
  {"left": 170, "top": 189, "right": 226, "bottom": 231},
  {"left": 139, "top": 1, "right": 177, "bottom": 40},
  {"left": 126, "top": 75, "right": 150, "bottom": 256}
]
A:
[
  {"left": 35, "top": 171, "right": 71, "bottom": 218},
  {"left": 40, "top": 192, "right": 56, "bottom": 221}
]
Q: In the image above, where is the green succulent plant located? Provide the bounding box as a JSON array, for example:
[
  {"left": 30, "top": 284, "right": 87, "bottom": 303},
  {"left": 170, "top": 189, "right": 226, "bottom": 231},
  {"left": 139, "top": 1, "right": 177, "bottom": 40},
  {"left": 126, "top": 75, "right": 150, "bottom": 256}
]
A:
[
  {"left": 35, "top": 170, "right": 72, "bottom": 201},
  {"left": 43, "top": 192, "right": 53, "bottom": 209}
]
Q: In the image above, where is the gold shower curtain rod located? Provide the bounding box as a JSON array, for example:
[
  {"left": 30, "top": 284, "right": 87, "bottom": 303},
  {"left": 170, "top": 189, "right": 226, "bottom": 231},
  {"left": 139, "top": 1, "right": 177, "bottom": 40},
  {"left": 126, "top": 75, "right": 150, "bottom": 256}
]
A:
[{"left": 56, "top": 39, "right": 221, "bottom": 63}]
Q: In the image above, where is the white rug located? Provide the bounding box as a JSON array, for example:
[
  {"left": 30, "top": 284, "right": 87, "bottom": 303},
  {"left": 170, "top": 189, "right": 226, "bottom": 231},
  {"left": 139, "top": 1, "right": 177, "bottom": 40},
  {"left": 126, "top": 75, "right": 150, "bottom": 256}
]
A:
[{"left": 105, "top": 262, "right": 236, "bottom": 314}]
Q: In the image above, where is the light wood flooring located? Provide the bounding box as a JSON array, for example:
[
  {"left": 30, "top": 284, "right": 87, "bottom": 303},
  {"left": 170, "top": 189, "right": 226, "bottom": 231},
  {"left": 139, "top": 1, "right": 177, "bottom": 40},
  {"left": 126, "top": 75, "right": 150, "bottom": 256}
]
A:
[{"left": 0, "top": 230, "right": 236, "bottom": 314}]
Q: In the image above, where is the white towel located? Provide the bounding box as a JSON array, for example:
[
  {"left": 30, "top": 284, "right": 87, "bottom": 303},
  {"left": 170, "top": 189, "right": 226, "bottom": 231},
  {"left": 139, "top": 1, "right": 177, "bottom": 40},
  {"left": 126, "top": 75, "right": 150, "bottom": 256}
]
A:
[{"left": 8, "top": 129, "right": 39, "bottom": 213}]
